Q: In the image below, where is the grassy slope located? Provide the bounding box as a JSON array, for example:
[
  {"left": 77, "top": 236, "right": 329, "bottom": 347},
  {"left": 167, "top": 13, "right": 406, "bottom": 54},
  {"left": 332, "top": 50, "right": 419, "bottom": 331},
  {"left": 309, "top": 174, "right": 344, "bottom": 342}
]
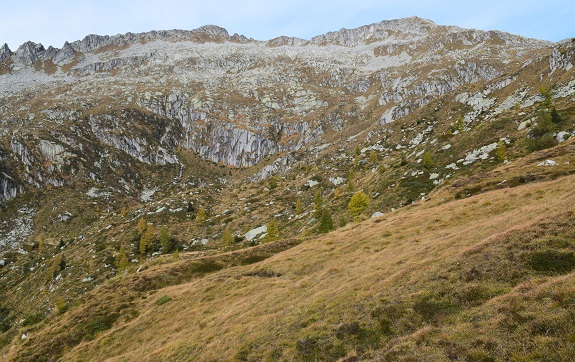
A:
[
  {"left": 5, "top": 146, "right": 575, "bottom": 361},
  {"left": 6, "top": 151, "right": 575, "bottom": 361}
]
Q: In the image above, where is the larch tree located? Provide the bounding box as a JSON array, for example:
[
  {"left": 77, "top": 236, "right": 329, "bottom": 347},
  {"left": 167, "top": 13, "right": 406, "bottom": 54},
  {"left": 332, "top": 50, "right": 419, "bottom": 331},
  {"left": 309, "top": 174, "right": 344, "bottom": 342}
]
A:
[
  {"left": 265, "top": 219, "right": 280, "bottom": 243},
  {"left": 348, "top": 191, "right": 370, "bottom": 220},
  {"left": 160, "top": 225, "right": 171, "bottom": 253}
]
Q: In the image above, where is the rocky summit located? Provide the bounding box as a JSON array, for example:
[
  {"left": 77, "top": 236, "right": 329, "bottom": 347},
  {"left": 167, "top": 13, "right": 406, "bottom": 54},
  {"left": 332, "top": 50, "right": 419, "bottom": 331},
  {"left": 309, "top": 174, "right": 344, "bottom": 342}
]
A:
[{"left": 0, "top": 17, "right": 574, "bottom": 361}]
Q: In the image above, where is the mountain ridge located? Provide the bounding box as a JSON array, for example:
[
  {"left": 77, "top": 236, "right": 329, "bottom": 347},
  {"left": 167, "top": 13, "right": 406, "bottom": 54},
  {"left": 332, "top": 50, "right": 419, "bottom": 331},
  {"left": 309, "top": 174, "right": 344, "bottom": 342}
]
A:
[
  {"left": 0, "top": 16, "right": 574, "bottom": 360},
  {"left": 0, "top": 16, "right": 556, "bottom": 61}
]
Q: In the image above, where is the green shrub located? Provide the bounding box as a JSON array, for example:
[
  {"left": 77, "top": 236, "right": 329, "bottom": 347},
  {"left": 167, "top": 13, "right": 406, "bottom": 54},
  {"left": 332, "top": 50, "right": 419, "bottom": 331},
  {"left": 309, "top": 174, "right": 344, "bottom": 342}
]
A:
[
  {"left": 421, "top": 151, "right": 435, "bottom": 169},
  {"left": 467, "top": 349, "right": 496, "bottom": 362},
  {"left": 413, "top": 293, "right": 459, "bottom": 321},
  {"left": 526, "top": 134, "right": 558, "bottom": 152},
  {"left": 22, "top": 312, "right": 45, "bottom": 327},
  {"left": 240, "top": 255, "right": 268, "bottom": 265},
  {"left": 80, "top": 314, "right": 119, "bottom": 340},
  {"left": 190, "top": 260, "right": 224, "bottom": 274},
  {"left": 155, "top": 296, "right": 172, "bottom": 306},
  {"left": 268, "top": 177, "right": 278, "bottom": 190},
  {"left": 0, "top": 307, "right": 12, "bottom": 333},
  {"left": 527, "top": 251, "right": 575, "bottom": 274}
]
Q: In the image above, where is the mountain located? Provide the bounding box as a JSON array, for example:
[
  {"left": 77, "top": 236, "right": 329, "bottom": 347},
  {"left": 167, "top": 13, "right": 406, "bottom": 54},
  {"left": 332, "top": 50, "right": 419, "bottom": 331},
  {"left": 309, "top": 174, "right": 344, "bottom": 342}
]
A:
[{"left": 0, "top": 17, "right": 574, "bottom": 360}]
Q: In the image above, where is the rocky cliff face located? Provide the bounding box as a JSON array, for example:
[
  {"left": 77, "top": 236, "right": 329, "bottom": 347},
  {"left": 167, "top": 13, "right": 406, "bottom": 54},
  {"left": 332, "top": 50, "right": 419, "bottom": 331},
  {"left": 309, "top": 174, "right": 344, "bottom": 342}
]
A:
[{"left": 0, "top": 17, "right": 573, "bottom": 203}]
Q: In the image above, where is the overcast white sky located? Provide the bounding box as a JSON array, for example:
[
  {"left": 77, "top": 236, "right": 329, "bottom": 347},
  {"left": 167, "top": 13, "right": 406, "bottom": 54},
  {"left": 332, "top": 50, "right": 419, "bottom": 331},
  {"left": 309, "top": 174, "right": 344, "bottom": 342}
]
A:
[{"left": 1, "top": 0, "right": 573, "bottom": 49}]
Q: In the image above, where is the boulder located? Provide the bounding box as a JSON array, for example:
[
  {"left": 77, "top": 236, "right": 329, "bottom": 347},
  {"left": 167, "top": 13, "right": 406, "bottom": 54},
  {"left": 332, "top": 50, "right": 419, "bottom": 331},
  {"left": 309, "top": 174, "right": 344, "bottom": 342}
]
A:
[{"left": 245, "top": 226, "right": 268, "bottom": 241}]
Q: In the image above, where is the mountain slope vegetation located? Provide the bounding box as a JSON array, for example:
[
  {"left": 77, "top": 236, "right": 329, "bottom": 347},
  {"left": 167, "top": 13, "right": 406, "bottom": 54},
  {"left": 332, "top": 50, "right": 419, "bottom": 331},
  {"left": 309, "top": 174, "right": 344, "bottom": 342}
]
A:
[
  {"left": 5, "top": 141, "right": 575, "bottom": 361},
  {"left": 0, "top": 17, "right": 574, "bottom": 361}
]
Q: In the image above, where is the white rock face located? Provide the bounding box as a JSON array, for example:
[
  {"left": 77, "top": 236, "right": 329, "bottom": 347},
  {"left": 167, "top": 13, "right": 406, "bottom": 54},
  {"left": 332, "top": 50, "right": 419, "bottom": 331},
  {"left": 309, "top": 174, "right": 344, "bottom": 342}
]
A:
[
  {"left": 0, "top": 172, "right": 22, "bottom": 202},
  {"left": 253, "top": 156, "right": 294, "bottom": 180},
  {"left": 244, "top": 226, "right": 268, "bottom": 241},
  {"left": 329, "top": 177, "right": 345, "bottom": 186},
  {"left": 380, "top": 106, "right": 411, "bottom": 125},
  {"left": 550, "top": 45, "right": 574, "bottom": 73},
  {"left": 0, "top": 207, "right": 35, "bottom": 249},
  {"left": 140, "top": 188, "right": 156, "bottom": 202},
  {"left": 537, "top": 160, "right": 557, "bottom": 167},
  {"left": 459, "top": 142, "right": 498, "bottom": 165},
  {"left": 305, "top": 180, "right": 319, "bottom": 188},
  {"left": 553, "top": 80, "right": 575, "bottom": 98}
]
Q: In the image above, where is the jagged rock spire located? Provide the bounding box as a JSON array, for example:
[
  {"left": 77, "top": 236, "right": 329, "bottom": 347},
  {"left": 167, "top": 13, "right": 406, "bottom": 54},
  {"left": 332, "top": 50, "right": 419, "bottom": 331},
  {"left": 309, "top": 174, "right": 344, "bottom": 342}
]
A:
[
  {"left": 0, "top": 43, "right": 11, "bottom": 61},
  {"left": 14, "top": 41, "right": 45, "bottom": 65}
]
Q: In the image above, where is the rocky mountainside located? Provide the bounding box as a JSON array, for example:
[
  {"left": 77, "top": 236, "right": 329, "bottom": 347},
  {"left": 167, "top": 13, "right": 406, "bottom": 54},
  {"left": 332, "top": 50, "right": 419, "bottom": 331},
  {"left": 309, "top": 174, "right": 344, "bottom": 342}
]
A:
[
  {"left": 0, "top": 17, "right": 572, "bottom": 196},
  {"left": 0, "top": 17, "right": 574, "bottom": 360}
]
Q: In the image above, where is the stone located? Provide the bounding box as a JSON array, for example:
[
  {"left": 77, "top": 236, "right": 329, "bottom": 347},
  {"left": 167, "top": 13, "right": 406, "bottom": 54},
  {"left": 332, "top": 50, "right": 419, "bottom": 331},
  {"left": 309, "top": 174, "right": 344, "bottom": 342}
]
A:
[
  {"left": 245, "top": 226, "right": 268, "bottom": 242},
  {"left": 518, "top": 120, "right": 533, "bottom": 130},
  {"left": 537, "top": 160, "right": 557, "bottom": 167},
  {"left": 557, "top": 131, "right": 570, "bottom": 142},
  {"left": 305, "top": 180, "right": 319, "bottom": 188},
  {"left": 329, "top": 177, "right": 345, "bottom": 186},
  {"left": 371, "top": 212, "right": 384, "bottom": 218}
]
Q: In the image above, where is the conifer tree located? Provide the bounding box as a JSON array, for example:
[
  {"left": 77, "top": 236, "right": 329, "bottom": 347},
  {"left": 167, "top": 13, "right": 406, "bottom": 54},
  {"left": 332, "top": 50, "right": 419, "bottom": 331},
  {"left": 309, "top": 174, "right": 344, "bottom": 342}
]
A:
[
  {"left": 540, "top": 86, "right": 552, "bottom": 108},
  {"left": 348, "top": 191, "right": 370, "bottom": 220},
  {"left": 115, "top": 244, "right": 128, "bottom": 272},
  {"left": 37, "top": 235, "right": 44, "bottom": 253},
  {"left": 137, "top": 218, "right": 147, "bottom": 236},
  {"left": 318, "top": 209, "right": 335, "bottom": 234},
  {"left": 369, "top": 150, "right": 378, "bottom": 163},
  {"left": 139, "top": 224, "right": 155, "bottom": 254},
  {"left": 160, "top": 225, "right": 171, "bottom": 253},
  {"left": 551, "top": 108, "right": 563, "bottom": 124},
  {"left": 347, "top": 170, "right": 355, "bottom": 192},
  {"left": 496, "top": 141, "right": 507, "bottom": 162},
  {"left": 222, "top": 225, "right": 233, "bottom": 246},
  {"left": 196, "top": 207, "right": 207, "bottom": 222},
  {"left": 314, "top": 189, "right": 323, "bottom": 217},
  {"left": 265, "top": 219, "right": 280, "bottom": 243},
  {"left": 295, "top": 198, "right": 303, "bottom": 215}
]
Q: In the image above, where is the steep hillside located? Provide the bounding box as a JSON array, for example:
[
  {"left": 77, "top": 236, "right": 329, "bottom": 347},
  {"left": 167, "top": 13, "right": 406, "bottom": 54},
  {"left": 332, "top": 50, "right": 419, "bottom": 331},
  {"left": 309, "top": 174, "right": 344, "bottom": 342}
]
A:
[
  {"left": 4, "top": 141, "right": 575, "bottom": 361},
  {"left": 0, "top": 16, "right": 574, "bottom": 360}
]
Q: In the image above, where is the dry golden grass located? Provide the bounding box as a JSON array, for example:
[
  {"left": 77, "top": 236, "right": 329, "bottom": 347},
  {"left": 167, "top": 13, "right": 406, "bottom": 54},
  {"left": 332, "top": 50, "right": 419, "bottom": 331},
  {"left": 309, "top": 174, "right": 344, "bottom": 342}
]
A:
[{"left": 6, "top": 162, "right": 575, "bottom": 361}]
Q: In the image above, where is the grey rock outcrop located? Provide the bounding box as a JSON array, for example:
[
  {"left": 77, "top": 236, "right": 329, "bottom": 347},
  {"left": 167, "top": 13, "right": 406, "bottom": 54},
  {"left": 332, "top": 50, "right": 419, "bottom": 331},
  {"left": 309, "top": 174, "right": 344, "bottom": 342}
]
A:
[
  {"left": 53, "top": 41, "right": 75, "bottom": 65},
  {"left": 71, "top": 34, "right": 112, "bottom": 53},
  {"left": 195, "top": 25, "right": 229, "bottom": 38},
  {"left": 311, "top": 16, "right": 435, "bottom": 46},
  {"left": 550, "top": 42, "right": 574, "bottom": 73},
  {"left": 0, "top": 43, "right": 11, "bottom": 61},
  {"left": 0, "top": 16, "right": 573, "bottom": 202},
  {"left": 0, "top": 173, "right": 21, "bottom": 203},
  {"left": 266, "top": 36, "right": 307, "bottom": 47},
  {"left": 14, "top": 41, "right": 45, "bottom": 65}
]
